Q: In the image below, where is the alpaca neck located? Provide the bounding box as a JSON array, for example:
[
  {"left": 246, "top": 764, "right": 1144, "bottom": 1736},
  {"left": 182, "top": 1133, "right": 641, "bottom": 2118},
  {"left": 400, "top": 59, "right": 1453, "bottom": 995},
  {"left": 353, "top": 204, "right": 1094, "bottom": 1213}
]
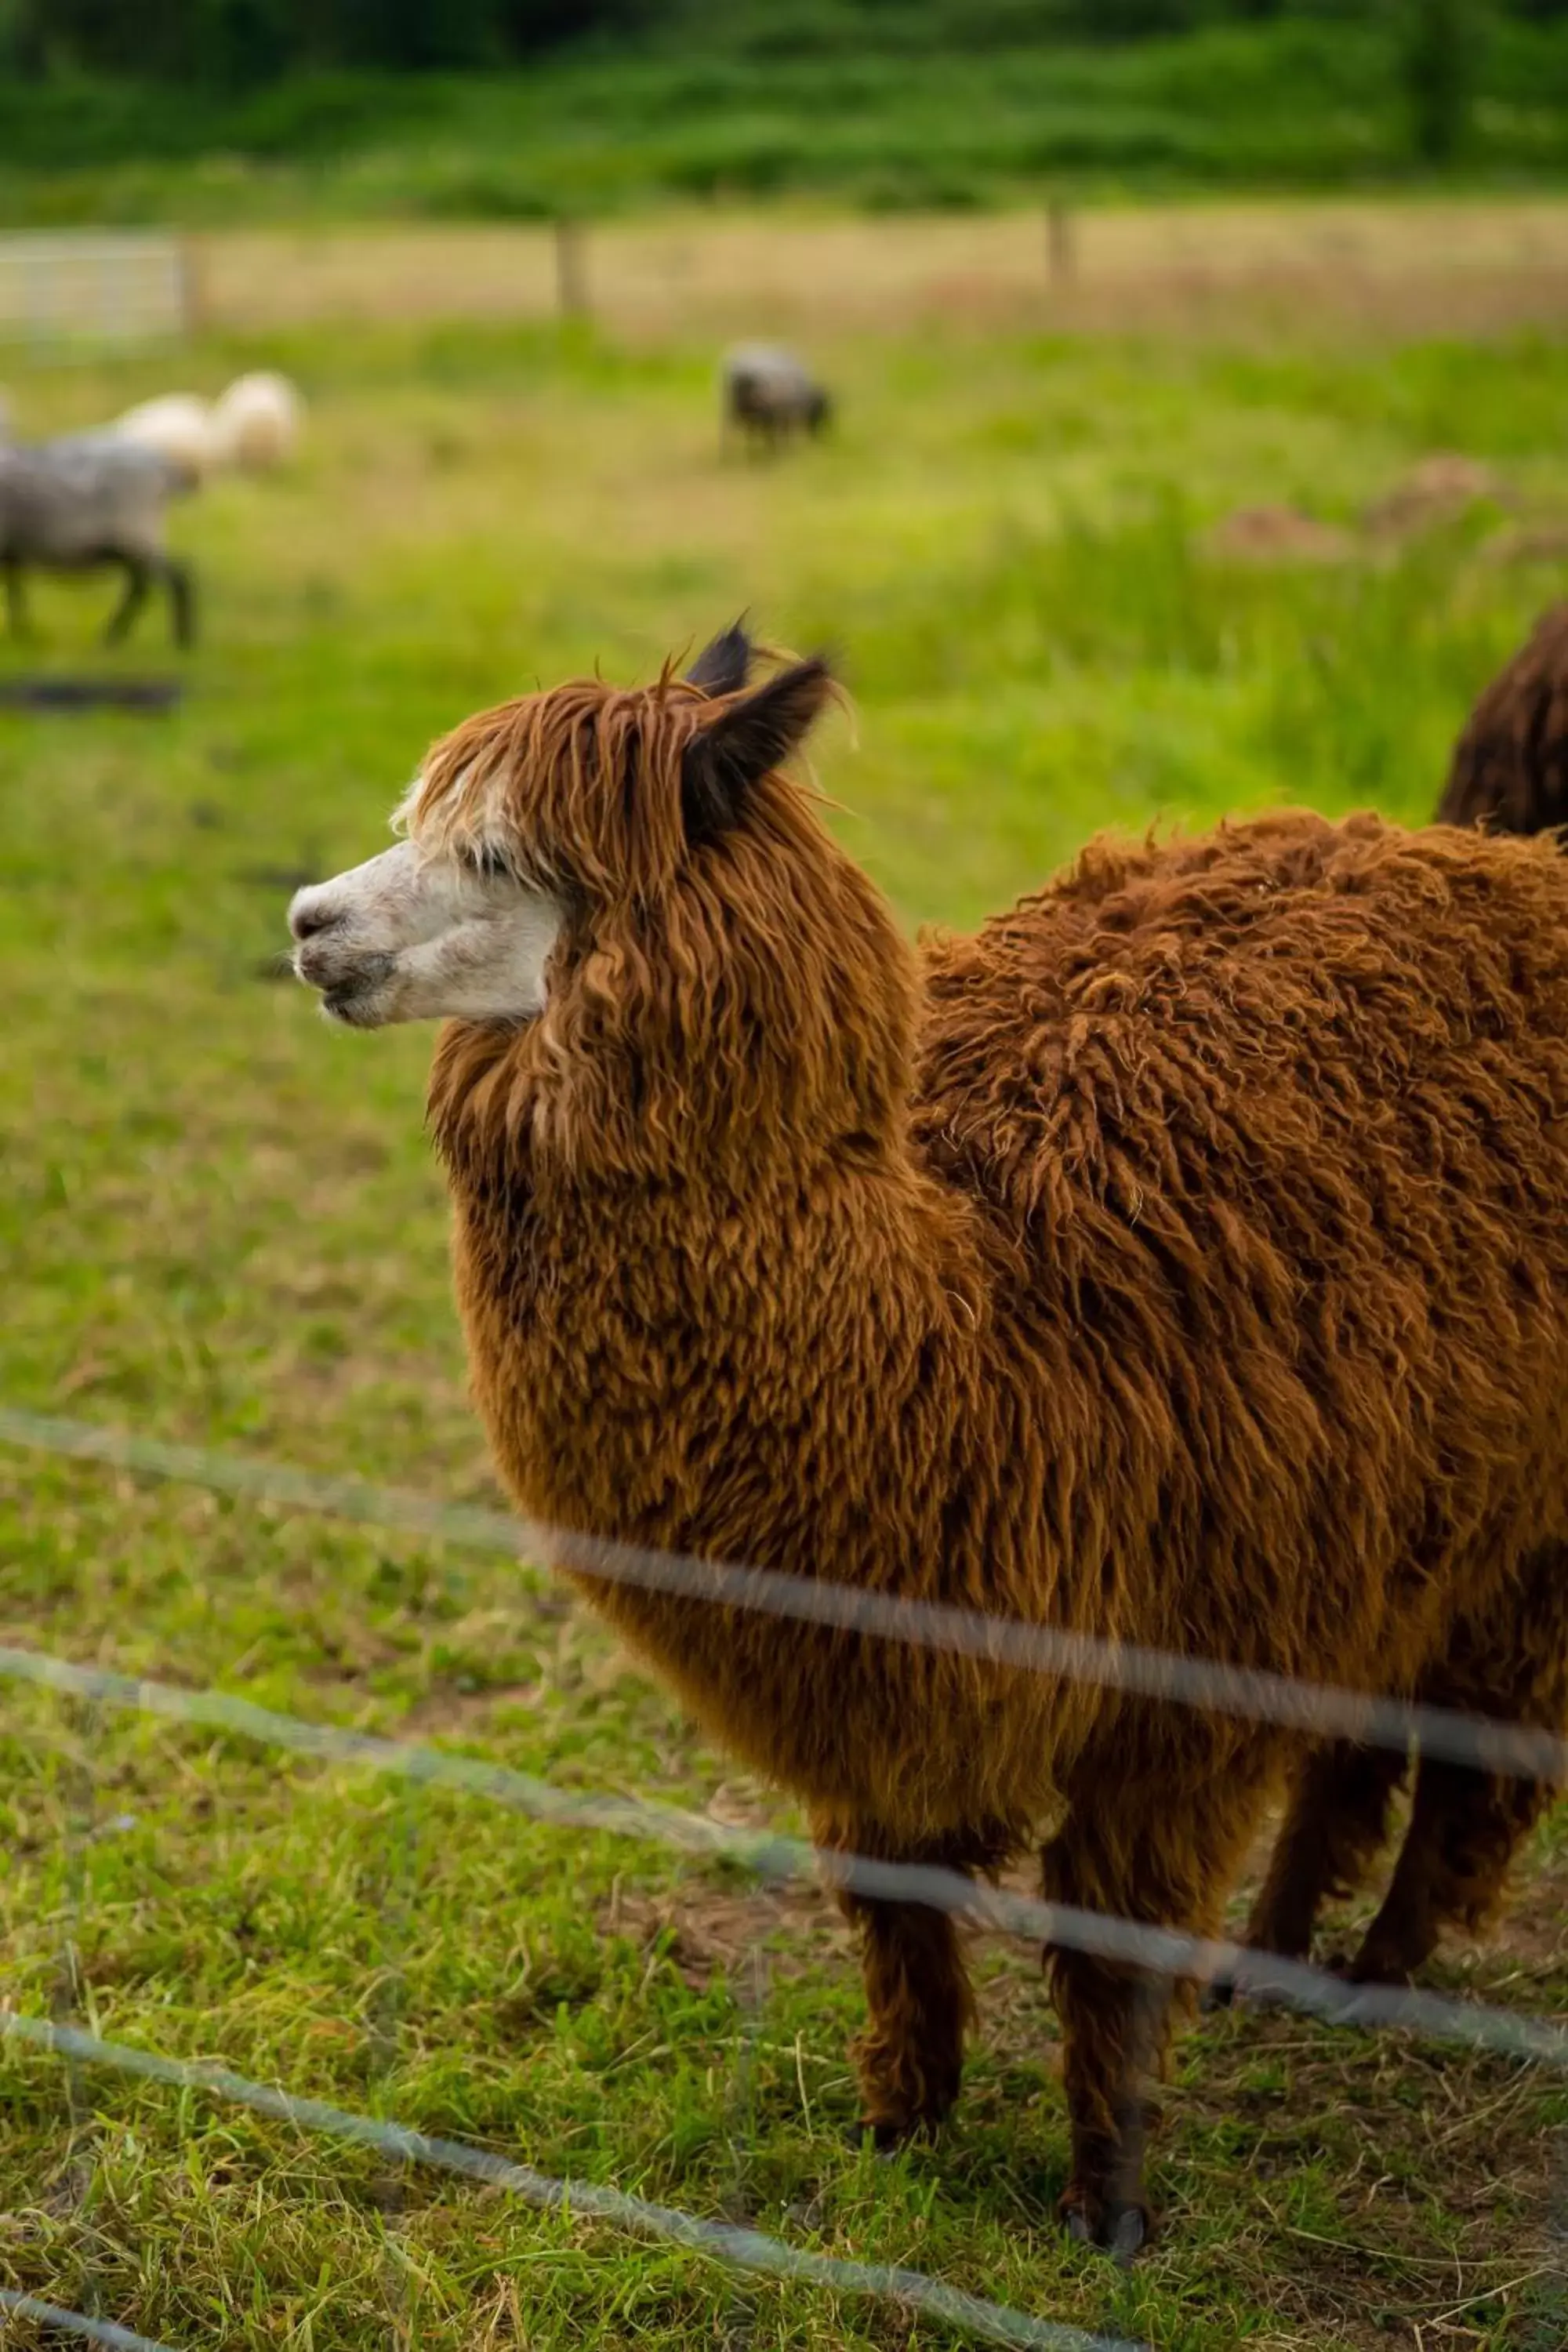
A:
[
  {"left": 445, "top": 1107, "right": 986, "bottom": 1576},
  {"left": 433, "top": 1031, "right": 1141, "bottom": 1831}
]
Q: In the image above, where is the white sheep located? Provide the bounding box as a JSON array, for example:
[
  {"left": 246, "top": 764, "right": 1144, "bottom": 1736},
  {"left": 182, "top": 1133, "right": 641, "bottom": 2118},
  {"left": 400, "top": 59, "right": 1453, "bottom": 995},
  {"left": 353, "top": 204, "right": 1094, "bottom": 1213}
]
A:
[
  {"left": 209, "top": 372, "right": 303, "bottom": 472},
  {"left": 109, "top": 373, "right": 302, "bottom": 480},
  {"left": 111, "top": 393, "right": 217, "bottom": 481}
]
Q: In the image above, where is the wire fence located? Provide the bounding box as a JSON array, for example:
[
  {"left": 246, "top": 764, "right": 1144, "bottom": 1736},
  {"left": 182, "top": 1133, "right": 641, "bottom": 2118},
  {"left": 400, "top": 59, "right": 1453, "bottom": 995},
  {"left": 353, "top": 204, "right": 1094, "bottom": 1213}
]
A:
[
  {"left": 1, "top": 1635, "right": 1564, "bottom": 2074},
  {"left": 2, "top": 1405, "right": 1565, "bottom": 2350},
  {"left": 1, "top": 2015, "right": 1129, "bottom": 2352},
  {"left": 0, "top": 234, "right": 191, "bottom": 353},
  {"left": 2, "top": 1406, "right": 1560, "bottom": 1784},
  {"left": 0, "top": 2288, "right": 176, "bottom": 2352}
]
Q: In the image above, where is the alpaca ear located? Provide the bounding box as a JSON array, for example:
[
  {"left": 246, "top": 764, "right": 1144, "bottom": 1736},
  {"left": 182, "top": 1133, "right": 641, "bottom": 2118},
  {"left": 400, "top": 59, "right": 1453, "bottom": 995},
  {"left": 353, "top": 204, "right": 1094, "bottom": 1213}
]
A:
[
  {"left": 684, "top": 619, "right": 753, "bottom": 699},
  {"left": 681, "top": 655, "right": 833, "bottom": 846}
]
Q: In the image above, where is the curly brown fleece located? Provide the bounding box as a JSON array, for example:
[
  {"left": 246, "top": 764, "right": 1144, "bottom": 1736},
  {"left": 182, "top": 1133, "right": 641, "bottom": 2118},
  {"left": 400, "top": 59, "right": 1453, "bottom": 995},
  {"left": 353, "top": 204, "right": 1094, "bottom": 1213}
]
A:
[{"left": 416, "top": 639, "right": 1568, "bottom": 2247}]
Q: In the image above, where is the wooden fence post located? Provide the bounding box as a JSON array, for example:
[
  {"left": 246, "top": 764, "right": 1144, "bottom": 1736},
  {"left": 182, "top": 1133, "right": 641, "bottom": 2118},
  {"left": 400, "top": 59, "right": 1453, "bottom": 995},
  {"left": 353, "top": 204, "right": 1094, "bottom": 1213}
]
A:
[
  {"left": 554, "top": 217, "right": 588, "bottom": 320},
  {"left": 1047, "top": 198, "right": 1074, "bottom": 288},
  {"left": 179, "top": 236, "right": 206, "bottom": 336}
]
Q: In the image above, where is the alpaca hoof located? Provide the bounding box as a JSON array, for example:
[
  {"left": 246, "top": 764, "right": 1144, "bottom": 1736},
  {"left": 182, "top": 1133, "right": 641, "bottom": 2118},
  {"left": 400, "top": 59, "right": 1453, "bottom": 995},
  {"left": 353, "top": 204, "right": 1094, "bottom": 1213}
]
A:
[
  {"left": 855, "top": 2113, "right": 930, "bottom": 2156},
  {"left": 1330, "top": 1943, "right": 1413, "bottom": 1991},
  {"left": 1105, "top": 2202, "right": 1149, "bottom": 2260},
  {"left": 1209, "top": 1942, "right": 1313, "bottom": 2013},
  {"left": 1060, "top": 2187, "right": 1151, "bottom": 2259},
  {"left": 1216, "top": 1973, "right": 1296, "bottom": 2016}
]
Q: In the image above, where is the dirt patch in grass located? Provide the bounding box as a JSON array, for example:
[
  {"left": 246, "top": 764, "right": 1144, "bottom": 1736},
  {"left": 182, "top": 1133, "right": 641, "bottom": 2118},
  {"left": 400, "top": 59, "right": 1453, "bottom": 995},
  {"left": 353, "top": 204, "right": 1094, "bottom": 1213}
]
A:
[
  {"left": 1482, "top": 521, "right": 1568, "bottom": 569},
  {"left": 397, "top": 1682, "right": 546, "bottom": 1737},
  {"left": 602, "top": 1878, "right": 852, "bottom": 1990},
  {"left": 1204, "top": 503, "right": 1359, "bottom": 564},
  {"left": 1364, "top": 452, "right": 1510, "bottom": 542}
]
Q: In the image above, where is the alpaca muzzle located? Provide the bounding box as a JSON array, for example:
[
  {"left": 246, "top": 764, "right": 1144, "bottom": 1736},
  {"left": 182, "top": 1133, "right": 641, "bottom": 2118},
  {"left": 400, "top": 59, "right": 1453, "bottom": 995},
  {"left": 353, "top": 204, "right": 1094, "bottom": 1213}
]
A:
[
  {"left": 285, "top": 842, "right": 564, "bottom": 1029},
  {"left": 289, "top": 884, "right": 397, "bottom": 1022}
]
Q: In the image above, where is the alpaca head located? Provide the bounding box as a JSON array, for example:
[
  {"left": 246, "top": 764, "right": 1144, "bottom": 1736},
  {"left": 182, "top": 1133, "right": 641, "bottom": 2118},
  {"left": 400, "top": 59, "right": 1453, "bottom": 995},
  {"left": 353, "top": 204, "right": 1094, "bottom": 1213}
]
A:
[
  {"left": 289, "top": 624, "right": 829, "bottom": 1030},
  {"left": 290, "top": 625, "right": 916, "bottom": 1174}
]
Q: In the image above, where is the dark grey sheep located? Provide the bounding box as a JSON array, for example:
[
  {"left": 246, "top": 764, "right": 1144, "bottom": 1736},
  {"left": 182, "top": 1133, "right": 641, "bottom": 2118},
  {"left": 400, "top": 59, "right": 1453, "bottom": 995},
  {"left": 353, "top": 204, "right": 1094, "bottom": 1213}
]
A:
[{"left": 720, "top": 343, "right": 832, "bottom": 456}]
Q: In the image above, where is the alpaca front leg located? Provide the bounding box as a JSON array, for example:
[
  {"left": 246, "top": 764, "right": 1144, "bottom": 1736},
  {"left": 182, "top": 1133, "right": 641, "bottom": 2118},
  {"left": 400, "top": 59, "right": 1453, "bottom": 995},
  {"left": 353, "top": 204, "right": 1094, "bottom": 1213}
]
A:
[
  {"left": 815, "top": 1813, "right": 978, "bottom": 2143},
  {"left": 1047, "top": 1944, "right": 1167, "bottom": 2256},
  {"left": 846, "top": 1889, "right": 974, "bottom": 2145}
]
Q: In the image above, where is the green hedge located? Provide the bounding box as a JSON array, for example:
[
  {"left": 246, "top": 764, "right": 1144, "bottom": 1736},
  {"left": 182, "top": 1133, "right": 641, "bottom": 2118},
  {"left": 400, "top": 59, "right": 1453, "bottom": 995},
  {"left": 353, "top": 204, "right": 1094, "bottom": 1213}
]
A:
[{"left": 3, "top": 9, "right": 1568, "bottom": 221}]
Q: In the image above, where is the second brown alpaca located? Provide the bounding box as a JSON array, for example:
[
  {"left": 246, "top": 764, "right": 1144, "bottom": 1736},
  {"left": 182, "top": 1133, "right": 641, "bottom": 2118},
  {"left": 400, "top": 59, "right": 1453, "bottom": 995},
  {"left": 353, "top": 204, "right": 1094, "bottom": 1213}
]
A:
[{"left": 1437, "top": 602, "right": 1568, "bottom": 839}]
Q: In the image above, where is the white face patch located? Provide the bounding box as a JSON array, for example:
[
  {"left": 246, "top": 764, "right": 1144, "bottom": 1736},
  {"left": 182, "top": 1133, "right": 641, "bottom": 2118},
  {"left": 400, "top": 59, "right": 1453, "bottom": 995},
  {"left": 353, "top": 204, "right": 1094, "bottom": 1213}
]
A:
[{"left": 289, "top": 837, "right": 565, "bottom": 1029}]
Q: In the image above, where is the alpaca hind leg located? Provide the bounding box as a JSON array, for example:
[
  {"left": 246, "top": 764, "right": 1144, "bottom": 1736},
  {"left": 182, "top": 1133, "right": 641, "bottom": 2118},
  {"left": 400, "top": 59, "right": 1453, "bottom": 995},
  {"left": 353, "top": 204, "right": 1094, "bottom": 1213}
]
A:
[
  {"left": 1234, "top": 1738, "right": 1410, "bottom": 1975},
  {"left": 1044, "top": 1741, "right": 1272, "bottom": 2252},
  {"left": 1347, "top": 1552, "right": 1568, "bottom": 1985},
  {"left": 1345, "top": 1754, "right": 1552, "bottom": 1984}
]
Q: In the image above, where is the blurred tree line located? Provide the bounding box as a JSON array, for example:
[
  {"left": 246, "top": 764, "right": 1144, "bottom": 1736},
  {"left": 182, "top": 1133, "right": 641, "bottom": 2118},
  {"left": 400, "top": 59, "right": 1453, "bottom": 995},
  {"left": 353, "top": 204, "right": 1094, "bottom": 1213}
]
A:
[
  {"left": 0, "top": 0, "right": 1562, "bottom": 101},
  {"left": 0, "top": 0, "right": 638, "bottom": 78}
]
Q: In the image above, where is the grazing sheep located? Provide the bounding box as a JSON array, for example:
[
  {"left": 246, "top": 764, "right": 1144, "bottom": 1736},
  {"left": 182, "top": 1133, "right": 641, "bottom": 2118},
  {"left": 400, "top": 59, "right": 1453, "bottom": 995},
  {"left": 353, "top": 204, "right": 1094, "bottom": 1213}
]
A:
[
  {"left": 110, "top": 374, "right": 302, "bottom": 481},
  {"left": 209, "top": 372, "right": 303, "bottom": 474},
  {"left": 721, "top": 344, "right": 831, "bottom": 454},
  {"left": 111, "top": 393, "right": 218, "bottom": 483},
  {"left": 289, "top": 625, "right": 1568, "bottom": 2250},
  {"left": 0, "top": 434, "right": 196, "bottom": 647},
  {"left": 1436, "top": 604, "right": 1568, "bottom": 840}
]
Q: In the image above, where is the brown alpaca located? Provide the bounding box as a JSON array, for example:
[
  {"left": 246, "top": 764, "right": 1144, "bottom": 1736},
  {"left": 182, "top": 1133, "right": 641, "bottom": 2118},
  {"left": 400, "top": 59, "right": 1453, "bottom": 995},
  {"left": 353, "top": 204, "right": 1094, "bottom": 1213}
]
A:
[
  {"left": 289, "top": 626, "right": 1568, "bottom": 2252},
  {"left": 1436, "top": 602, "right": 1568, "bottom": 838},
  {"left": 1237, "top": 599, "right": 1568, "bottom": 1990}
]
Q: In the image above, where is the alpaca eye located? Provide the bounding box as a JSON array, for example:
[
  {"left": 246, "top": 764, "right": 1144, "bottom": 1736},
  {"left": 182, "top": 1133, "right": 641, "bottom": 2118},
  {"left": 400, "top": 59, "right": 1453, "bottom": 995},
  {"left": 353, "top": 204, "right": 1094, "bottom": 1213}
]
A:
[{"left": 463, "top": 844, "right": 513, "bottom": 880}]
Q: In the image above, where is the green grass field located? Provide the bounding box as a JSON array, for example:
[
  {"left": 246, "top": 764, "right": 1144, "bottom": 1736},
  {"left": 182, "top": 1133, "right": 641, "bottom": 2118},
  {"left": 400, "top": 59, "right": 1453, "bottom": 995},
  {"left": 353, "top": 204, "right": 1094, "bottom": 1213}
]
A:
[{"left": 2, "top": 268, "right": 1567, "bottom": 2347}]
